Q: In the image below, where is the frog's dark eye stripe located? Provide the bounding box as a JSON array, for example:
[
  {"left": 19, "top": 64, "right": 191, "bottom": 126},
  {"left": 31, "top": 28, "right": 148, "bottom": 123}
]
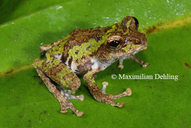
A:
[{"left": 109, "top": 40, "right": 121, "bottom": 47}]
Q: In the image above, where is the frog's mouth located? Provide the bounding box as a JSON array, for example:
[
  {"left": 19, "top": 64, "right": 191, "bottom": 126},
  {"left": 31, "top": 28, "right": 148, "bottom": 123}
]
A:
[
  {"left": 122, "top": 38, "right": 148, "bottom": 55},
  {"left": 133, "top": 43, "right": 148, "bottom": 55}
]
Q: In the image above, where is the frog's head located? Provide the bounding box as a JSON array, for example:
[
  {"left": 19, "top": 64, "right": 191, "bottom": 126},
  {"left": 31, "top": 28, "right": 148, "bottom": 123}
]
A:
[{"left": 97, "top": 16, "right": 148, "bottom": 61}]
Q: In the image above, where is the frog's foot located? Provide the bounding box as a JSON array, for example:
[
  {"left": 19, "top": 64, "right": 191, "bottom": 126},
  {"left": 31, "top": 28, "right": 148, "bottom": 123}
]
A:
[
  {"left": 59, "top": 97, "right": 84, "bottom": 117},
  {"left": 55, "top": 86, "right": 84, "bottom": 117},
  {"left": 33, "top": 61, "right": 84, "bottom": 117},
  {"left": 90, "top": 83, "right": 132, "bottom": 107}
]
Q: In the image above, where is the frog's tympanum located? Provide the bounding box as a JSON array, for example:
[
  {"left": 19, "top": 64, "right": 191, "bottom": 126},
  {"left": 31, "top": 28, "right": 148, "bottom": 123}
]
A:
[{"left": 33, "top": 16, "right": 149, "bottom": 117}]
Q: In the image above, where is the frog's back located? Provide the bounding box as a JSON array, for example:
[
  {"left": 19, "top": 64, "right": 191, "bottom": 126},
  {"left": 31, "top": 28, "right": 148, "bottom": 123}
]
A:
[
  {"left": 58, "top": 27, "right": 111, "bottom": 58},
  {"left": 65, "top": 27, "right": 111, "bottom": 47},
  {"left": 41, "top": 27, "right": 109, "bottom": 66}
]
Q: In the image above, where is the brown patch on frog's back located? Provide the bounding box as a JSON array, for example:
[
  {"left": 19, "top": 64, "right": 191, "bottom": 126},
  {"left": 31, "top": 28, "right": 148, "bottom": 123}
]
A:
[
  {"left": 67, "top": 26, "right": 112, "bottom": 47},
  {"left": 93, "top": 35, "right": 101, "bottom": 42}
]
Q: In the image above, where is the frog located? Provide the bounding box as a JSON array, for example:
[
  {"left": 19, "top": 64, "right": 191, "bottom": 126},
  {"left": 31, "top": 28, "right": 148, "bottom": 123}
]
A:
[{"left": 33, "top": 16, "right": 149, "bottom": 117}]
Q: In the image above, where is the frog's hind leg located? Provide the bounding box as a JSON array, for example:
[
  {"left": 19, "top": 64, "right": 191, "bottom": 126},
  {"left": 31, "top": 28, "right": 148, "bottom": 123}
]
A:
[{"left": 33, "top": 59, "right": 84, "bottom": 117}]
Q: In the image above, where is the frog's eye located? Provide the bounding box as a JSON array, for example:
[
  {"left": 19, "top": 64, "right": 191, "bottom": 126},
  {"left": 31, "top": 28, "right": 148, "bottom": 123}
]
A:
[
  {"left": 107, "top": 35, "right": 124, "bottom": 50},
  {"left": 132, "top": 17, "right": 139, "bottom": 30},
  {"left": 109, "top": 40, "right": 121, "bottom": 47}
]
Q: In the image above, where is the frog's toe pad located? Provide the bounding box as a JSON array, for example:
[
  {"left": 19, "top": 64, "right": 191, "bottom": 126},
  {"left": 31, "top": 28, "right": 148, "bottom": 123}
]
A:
[
  {"left": 117, "top": 64, "right": 124, "bottom": 69},
  {"left": 78, "top": 95, "right": 84, "bottom": 101},
  {"left": 118, "top": 102, "right": 125, "bottom": 107},
  {"left": 101, "top": 81, "right": 109, "bottom": 94},
  {"left": 109, "top": 100, "right": 125, "bottom": 107},
  {"left": 142, "top": 62, "right": 150, "bottom": 68},
  {"left": 125, "top": 88, "right": 132, "bottom": 96},
  {"left": 76, "top": 111, "right": 84, "bottom": 117},
  {"left": 114, "top": 102, "right": 125, "bottom": 107},
  {"left": 60, "top": 109, "right": 68, "bottom": 114}
]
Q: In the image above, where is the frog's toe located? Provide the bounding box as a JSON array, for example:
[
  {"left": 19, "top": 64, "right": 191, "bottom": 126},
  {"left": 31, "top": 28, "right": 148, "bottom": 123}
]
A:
[
  {"left": 59, "top": 99, "right": 84, "bottom": 116},
  {"left": 125, "top": 88, "right": 132, "bottom": 96},
  {"left": 117, "top": 102, "right": 125, "bottom": 107},
  {"left": 117, "top": 64, "right": 124, "bottom": 69},
  {"left": 66, "top": 94, "right": 85, "bottom": 101},
  {"left": 110, "top": 88, "right": 132, "bottom": 100},
  {"left": 142, "top": 62, "right": 150, "bottom": 68},
  {"left": 60, "top": 109, "right": 68, "bottom": 114},
  {"left": 77, "top": 95, "right": 84, "bottom": 101},
  {"left": 100, "top": 89, "right": 131, "bottom": 107},
  {"left": 76, "top": 111, "right": 84, "bottom": 117},
  {"left": 110, "top": 101, "right": 125, "bottom": 107},
  {"left": 101, "top": 81, "right": 109, "bottom": 94},
  {"left": 58, "top": 88, "right": 84, "bottom": 116}
]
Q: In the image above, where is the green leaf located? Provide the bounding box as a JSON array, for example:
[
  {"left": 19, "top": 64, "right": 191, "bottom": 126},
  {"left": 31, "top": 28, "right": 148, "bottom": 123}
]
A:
[{"left": 0, "top": 0, "right": 191, "bottom": 127}]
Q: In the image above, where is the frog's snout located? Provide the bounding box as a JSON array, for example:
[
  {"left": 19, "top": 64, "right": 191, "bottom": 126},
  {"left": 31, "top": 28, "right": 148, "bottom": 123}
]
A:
[
  {"left": 138, "top": 33, "right": 148, "bottom": 46},
  {"left": 141, "top": 37, "right": 148, "bottom": 45}
]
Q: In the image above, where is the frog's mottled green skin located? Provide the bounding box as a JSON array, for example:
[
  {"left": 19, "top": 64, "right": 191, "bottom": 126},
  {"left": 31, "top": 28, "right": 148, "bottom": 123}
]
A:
[{"left": 33, "top": 16, "right": 149, "bottom": 117}]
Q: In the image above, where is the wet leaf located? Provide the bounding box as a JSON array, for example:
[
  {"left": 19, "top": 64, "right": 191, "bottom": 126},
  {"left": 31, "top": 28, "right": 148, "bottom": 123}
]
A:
[{"left": 0, "top": 0, "right": 191, "bottom": 127}]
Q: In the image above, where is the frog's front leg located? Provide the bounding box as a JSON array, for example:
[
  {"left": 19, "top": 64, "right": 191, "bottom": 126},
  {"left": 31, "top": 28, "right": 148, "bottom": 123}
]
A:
[
  {"left": 118, "top": 55, "right": 149, "bottom": 69},
  {"left": 84, "top": 71, "right": 132, "bottom": 107},
  {"left": 33, "top": 59, "right": 84, "bottom": 117},
  {"left": 129, "top": 54, "right": 150, "bottom": 68},
  {"left": 118, "top": 59, "right": 124, "bottom": 69}
]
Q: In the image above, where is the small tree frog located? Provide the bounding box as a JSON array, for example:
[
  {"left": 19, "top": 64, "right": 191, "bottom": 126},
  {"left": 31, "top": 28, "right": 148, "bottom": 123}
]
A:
[{"left": 33, "top": 16, "right": 149, "bottom": 117}]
